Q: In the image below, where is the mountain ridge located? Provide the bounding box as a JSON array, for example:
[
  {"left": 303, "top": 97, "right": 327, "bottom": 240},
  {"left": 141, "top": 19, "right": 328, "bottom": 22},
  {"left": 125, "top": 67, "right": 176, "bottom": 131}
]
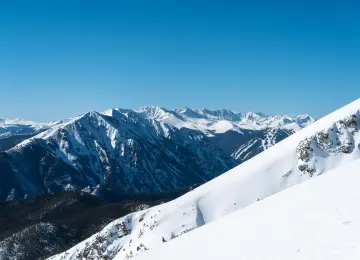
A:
[
  {"left": 0, "top": 106, "right": 312, "bottom": 201},
  {"left": 0, "top": 108, "right": 237, "bottom": 201}
]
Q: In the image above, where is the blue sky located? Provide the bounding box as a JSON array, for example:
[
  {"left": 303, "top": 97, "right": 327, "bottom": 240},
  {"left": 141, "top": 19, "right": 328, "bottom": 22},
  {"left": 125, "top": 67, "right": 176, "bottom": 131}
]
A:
[{"left": 0, "top": 1, "right": 359, "bottom": 121}]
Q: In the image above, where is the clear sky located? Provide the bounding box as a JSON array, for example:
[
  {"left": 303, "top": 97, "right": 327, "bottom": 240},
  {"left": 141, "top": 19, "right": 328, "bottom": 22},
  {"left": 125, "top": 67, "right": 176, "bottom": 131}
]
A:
[{"left": 1, "top": 1, "right": 359, "bottom": 121}]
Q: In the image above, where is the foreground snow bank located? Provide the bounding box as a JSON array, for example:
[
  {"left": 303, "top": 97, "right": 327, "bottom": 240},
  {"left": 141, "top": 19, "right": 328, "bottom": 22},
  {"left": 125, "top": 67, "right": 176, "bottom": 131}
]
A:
[{"left": 136, "top": 158, "right": 360, "bottom": 260}]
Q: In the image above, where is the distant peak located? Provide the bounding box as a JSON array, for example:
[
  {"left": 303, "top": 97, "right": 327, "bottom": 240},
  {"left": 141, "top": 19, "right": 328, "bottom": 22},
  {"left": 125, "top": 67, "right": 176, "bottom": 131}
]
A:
[
  {"left": 136, "top": 105, "right": 165, "bottom": 112},
  {"left": 0, "top": 117, "right": 45, "bottom": 126},
  {"left": 79, "top": 110, "right": 105, "bottom": 122},
  {"left": 175, "top": 107, "right": 205, "bottom": 119},
  {"left": 175, "top": 106, "right": 192, "bottom": 113},
  {"left": 242, "top": 112, "right": 266, "bottom": 120},
  {"left": 84, "top": 110, "right": 99, "bottom": 116},
  {"left": 103, "top": 108, "right": 133, "bottom": 117},
  {"left": 254, "top": 112, "right": 268, "bottom": 117},
  {"left": 197, "top": 108, "right": 240, "bottom": 121},
  {"left": 102, "top": 109, "right": 115, "bottom": 117},
  {"left": 135, "top": 106, "right": 169, "bottom": 116},
  {"left": 296, "top": 114, "right": 315, "bottom": 120}
]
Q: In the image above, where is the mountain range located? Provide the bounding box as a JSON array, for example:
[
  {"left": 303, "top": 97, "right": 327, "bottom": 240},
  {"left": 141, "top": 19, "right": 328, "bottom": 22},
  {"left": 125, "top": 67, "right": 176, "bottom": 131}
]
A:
[
  {"left": 0, "top": 107, "right": 313, "bottom": 201},
  {"left": 47, "top": 99, "right": 360, "bottom": 260}
]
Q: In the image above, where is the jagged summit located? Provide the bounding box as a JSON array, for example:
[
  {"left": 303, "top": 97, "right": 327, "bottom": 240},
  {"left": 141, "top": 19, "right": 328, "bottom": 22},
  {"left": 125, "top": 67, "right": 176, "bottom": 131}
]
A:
[{"left": 175, "top": 107, "right": 206, "bottom": 119}]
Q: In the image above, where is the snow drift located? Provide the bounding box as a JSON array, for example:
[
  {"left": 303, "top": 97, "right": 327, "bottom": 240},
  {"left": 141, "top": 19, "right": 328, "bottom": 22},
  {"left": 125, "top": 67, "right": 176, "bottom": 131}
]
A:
[{"left": 136, "top": 158, "right": 360, "bottom": 260}]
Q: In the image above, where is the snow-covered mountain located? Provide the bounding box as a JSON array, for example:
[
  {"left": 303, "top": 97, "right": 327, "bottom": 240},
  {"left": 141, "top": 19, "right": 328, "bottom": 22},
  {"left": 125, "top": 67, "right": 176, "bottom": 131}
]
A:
[
  {"left": 136, "top": 158, "right": 360, "bottom": 260},
  {"left": 136, "top": 106, "right": 311, "bottom": 162},
  {"left": 135, "top": 106, "right": 312, "bottom": 163},
  {"left": 0, "top": 117, "right": 49, "bottom": 137},
  {"left": 137, "top": 106, "right": 314, "bottom": 134},
  {"left": 0, "top": 107, "right": 310, "bottom": 201},
  {"left": 0, "top": 110, "right": 237, "bottom": 201},
  {"left": 47, "top": 99, "right": 359, "bottom": 260},
  {"left": 0, "top": 118, "right": 50, "bottom": 151},
  {"left": 135, "top": 106, "right": 310, "bottom": 163}
]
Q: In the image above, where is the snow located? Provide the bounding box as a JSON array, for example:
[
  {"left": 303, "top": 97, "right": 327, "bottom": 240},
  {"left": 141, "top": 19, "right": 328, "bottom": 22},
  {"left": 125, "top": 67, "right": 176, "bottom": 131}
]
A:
[
  {"left": 2, "top": 107, "right": 312, "bottom": 148},
  {"left": 136, "top": 106, "right": 314, "bottom": 134},
  {"left": 282, "top": 121, "right": 303, "bottom": 131},
  {"left": 208, "top": 120, "right": 241, "bottom": 134},
  {"left": 135, "top": 158, "right": 360, "bottom": 260},
  {"left": 231, "top": 138, "right": 259, "bottom": 160},
  {"left": 48, "top": 99, "right": 360, "bottom": 260},
  {"left": 0, "top": 117, "right": 45, "bottom": 126},
  {"left": 0, "top": 117, "right": 50, "bottom": 139}
]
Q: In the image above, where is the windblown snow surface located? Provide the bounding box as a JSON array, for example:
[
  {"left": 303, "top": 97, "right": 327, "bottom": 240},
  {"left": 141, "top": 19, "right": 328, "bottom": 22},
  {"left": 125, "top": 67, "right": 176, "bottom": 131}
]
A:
[
  {"left": 48, "top": 99, "right": 360, "bottom": 260},
  {"left": 137, "top": 157, "right": 360, "bottom": 260}
]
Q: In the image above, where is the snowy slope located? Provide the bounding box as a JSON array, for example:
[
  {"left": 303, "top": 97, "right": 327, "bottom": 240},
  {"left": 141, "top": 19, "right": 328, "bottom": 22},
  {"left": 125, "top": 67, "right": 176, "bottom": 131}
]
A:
[
  {"left": 48, "top": 99, "right": 360, "bottom": 260},
  {"left": 135, "top": 158, "right": 360, "bottom": 260}
]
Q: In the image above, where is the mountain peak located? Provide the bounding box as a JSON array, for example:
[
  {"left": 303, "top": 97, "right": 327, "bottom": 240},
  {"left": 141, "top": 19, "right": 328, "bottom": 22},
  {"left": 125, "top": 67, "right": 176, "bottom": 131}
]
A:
[
  {"left": 197, "top": 108, "right": 241, "bottom": 121},
  {"left": 174, "top": 107, "right": 205, "bottom": 119},
  {"left": 136, "top": 106, "right": 171, "bottom": 118},
  {"left": 240, "top": 111, "right": 266, "bottom": 121}
]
